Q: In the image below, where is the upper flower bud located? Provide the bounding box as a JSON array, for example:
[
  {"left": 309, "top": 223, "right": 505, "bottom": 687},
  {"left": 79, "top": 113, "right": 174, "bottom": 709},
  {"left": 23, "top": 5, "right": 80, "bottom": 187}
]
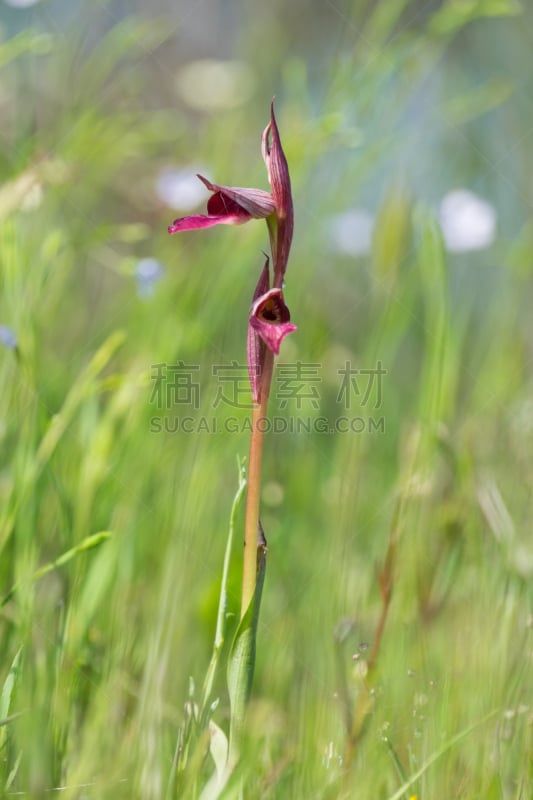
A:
[
  {"left": 167, "top": 104, "right": 294, "bottom": 289},
  {"left": 262, "top": 102, "right": 294, "bottom": 286}
]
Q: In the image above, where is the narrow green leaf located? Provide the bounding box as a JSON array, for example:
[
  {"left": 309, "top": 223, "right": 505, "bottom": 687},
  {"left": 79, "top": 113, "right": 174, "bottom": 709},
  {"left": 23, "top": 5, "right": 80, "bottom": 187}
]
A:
[
  {"left": 201, "top": 458, "right": 247, "bottom": 719},
  {"left": 386, "top": 709, "right": 499, "bottom": 800},
  {"left": 198, "top": 721, "right": 230, "bottom": 800},
  {"left": 0, "top": 531, "right": 112, "bottom": 607},
  {"left": 0, "top": 648, "right": 22, "bottom": 751},
  {"left": 0, "top": 648, "right": 22, "bottom": 720},
  {"left": 227, "top": 535, "right": 267, "bottom": 763},
  {"left": 372, "top": 185, "right": 412, "bottom": 291},
  {"left": 0, "top": 30, "right": 52, "bottom": 70},
  {"left": 414, "top": 206, "right": 454, "bottom": 431},
  {"left": 429, "top": 0, "right": 522, "bottom": 37},
  {"left": 35, "top": 331, "right": 126, "bottom": 472},
  {"left": 443, "top": 78, "right": 513, "bottom": 126},
  {"left": 383, "top": 736, "right": 410, "bottom": 797},
  {"left": 209, "top": 720, "right": 229, "bottom": 781}
]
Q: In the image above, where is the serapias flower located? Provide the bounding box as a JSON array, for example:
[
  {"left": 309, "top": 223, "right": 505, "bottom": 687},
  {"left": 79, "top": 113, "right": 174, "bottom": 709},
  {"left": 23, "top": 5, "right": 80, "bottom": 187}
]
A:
[
  {"left": 167, "top": 101, "right": 293, "bottom": 265},
  {"left": 247, "top": 259, "right": 297, "bottom": 402},
  {"left": 249, "top": 288, "right": 296, "bottom": 355},
  {"left": 168, "top": 174, "right": 275, "bottom": 233},
  {"left": 167, "top": 102, "right": 295, "bottom": 404}
]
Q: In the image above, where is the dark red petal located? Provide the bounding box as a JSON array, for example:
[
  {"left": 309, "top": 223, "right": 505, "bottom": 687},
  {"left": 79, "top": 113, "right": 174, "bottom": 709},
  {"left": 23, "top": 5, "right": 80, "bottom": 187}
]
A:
[
  {"left": 207, "top": 192, "right": 251, "bottom": 218},
  {"left": 198, "top": 174, "right": 275, "bottom": 218},
  {"left": 262, "top": 102, "right": 294, "bottom": 285},
  {"left": 247, "top": 323, "right": 264, "bottom": 404},
  {"left": 247, "top": 259, "right": 271, "bottom": 404},
  {"left": 253, "top": 257, "right": 271, "bottom": 300},
  {"left": 249, "top": 316, "right": 297, "bottom": 355}
]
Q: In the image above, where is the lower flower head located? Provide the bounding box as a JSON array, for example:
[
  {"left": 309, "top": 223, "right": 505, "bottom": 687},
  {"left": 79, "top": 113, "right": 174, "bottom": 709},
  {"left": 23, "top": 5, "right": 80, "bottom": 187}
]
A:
[{"left": 249, "top": 287, "right": 297, "bottom": 356}]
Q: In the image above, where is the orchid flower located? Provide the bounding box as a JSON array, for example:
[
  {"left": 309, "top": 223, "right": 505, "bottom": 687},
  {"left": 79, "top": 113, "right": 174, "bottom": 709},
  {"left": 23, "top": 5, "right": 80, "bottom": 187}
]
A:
[
  {"left": 166, "top": 104, "right": 296, "bottom": 724},
  {"left": 168, "top": 101, "right": 295, "bottom": 403},
  {"left": 167, "top": 104, "right": 292, "bottom": 268},
  {"left": 168, "top": 174, "right": 275, "bottom": 232},
  {"left": 247, "top": 258, "right": 297, "bottom": 402}
]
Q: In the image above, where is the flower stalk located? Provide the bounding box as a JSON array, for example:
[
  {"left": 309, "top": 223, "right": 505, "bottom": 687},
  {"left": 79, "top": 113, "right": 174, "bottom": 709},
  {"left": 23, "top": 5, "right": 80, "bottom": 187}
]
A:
[
  {"left": 241, "top": 347, "right": 274, "bottom": 615},
  {"left": 168, "top": 98, "right": 294, "bottom": 662}
]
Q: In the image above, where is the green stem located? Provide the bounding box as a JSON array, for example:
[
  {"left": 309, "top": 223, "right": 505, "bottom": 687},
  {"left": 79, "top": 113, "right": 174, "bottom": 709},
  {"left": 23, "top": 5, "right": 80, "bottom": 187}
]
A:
[{"left": 241, "top": 349, "right": 274, "bottom": 618}]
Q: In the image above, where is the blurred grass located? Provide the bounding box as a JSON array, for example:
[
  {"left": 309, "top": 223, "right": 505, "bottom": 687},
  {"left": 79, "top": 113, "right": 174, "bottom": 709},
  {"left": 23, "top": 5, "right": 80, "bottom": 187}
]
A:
[{"left": 0, "top": 0, "right": 532, "bottom": 797}]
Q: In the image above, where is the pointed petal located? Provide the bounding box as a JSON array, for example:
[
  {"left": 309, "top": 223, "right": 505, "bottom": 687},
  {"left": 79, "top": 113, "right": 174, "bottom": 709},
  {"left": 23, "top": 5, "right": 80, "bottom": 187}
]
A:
[
  {"left": 249, "top": 287, "right": 297, "bottom": 356},
  {"left": 247, "top": 258, "right": 271, "bottom": 404},
  {"left": 252, "top": 257, "right": 271, "bottom": 300},
  {"left": 168, "top": 212, "right": 249, "bottom": 233},
  {"left": 262, "top": 102, "right": 294, "bottom": 285},
  {"left": 198, "top": 174, "right": 275, "bottom": 218},
  {"left": 247, "top": 322, "right": 264, "bottom": 404}
]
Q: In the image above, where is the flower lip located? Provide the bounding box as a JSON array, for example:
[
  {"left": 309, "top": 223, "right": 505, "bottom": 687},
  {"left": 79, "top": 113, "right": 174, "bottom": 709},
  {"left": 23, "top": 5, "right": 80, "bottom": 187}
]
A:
[
  {"left": 251, "top": 287, "right": 291, "bottom": 323},
  {"left": 249, "top": 287, "right": 297, "bottom": 356}
]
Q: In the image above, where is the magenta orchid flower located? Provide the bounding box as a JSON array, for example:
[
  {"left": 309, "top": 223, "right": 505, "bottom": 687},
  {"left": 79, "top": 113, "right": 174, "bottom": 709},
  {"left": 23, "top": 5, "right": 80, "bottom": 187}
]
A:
[
  {"left": 247, "top": 258, "right": 297, "bottom": 402},
  {"left": 167, "top": 104, "right": 292, "bottom": 259},
  {"left": 168, "top": 174, "right": 275, "bottom": 233},
  {"left": 168, "top": 101, "right": 295, "bottom": 404},
  {"left": 249, "top": 288, "right": 296, "bottom": 356}
]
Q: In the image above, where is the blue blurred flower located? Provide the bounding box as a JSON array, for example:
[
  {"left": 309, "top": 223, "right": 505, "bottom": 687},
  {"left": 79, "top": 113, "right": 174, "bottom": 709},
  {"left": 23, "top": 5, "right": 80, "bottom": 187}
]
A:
[
  {"left": 135, "top": 258, "right": 165, "bottom": 298},
  {"left": 0, "top": 325, "right": 18, "bottom": 350}
]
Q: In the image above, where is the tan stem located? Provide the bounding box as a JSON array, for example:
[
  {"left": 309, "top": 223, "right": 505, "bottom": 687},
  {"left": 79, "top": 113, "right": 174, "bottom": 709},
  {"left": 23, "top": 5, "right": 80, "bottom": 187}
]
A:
[{"left": 241, "top": 349, "right": 274, "bottom": 618}]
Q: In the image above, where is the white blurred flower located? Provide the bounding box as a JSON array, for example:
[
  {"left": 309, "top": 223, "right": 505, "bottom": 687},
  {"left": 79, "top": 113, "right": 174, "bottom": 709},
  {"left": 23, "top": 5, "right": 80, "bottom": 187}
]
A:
[
  {"left": 135, "top": 258, "right": 165, "bottom": 299},
  {"left": 20, "top": 181, "right": 43, "bottom": 211},
  {"left": 439, "top": 189, "right": 496, "bottom": 253},
  {"left": 3, "top": 0, "right": 41, "bottom": 7},
  {"left": 175, "top": 59, "right": 255, "bottom": 112},
  {"left": 329, "top": 209, "right": 374, "bottom": 257},
  {"left": 156, "top": 167, "right": 208, "bottom": 211}
]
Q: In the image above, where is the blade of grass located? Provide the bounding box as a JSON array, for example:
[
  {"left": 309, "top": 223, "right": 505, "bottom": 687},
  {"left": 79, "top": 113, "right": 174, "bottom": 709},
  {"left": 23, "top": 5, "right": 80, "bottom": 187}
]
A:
[
  {"left": 386, "top": 709, "right": 499, "bottom": 800},
  {"left": 0, "top": 531, "right": 111, "bottom": 607}
]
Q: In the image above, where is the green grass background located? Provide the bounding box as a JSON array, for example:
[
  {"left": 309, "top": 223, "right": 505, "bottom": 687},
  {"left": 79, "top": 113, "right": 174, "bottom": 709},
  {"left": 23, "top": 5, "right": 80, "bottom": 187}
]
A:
[{"left": 0, "top": 0, "right": 531, "bottom": 797}]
